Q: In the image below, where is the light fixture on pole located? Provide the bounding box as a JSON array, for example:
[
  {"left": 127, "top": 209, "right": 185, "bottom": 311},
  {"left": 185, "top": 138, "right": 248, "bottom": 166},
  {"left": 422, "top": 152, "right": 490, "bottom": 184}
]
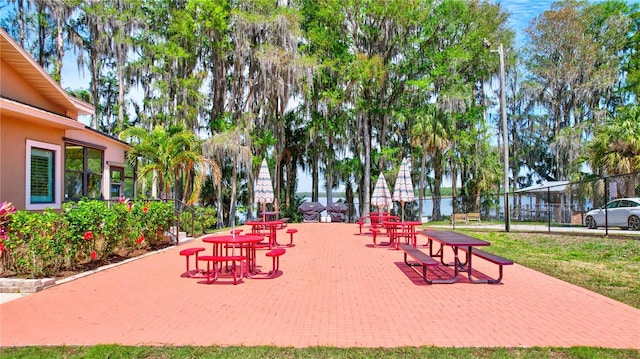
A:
[{"left": 484, "top": 38, "right": 510, "bottom": 232}]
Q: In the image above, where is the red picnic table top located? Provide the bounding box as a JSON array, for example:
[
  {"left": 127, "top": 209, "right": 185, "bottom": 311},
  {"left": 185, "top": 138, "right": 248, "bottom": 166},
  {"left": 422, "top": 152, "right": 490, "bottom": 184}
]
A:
[{"left": 420, "top": 229, "right": 490, "bottom": 247}]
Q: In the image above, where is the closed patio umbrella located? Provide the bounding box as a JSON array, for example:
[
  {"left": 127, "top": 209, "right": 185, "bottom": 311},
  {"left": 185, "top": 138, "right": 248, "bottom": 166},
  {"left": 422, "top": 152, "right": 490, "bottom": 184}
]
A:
[
  {"left": 393, "top": 158, "right": 415, "bottom": 221},
  {"left": 371, "top": 173, "right": 392, "bottom": 212},
  {"left": 255, "top": 158, "right": 274, "bottom": 220}
]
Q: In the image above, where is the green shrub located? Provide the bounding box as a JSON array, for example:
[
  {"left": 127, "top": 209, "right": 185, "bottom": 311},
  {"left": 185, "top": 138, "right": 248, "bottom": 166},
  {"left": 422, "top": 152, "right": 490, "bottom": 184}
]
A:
[
  {"left": 1, "top": 199, "right": 176, "bottom": 278},
  {"left": 180, "top": 206, "right": 217, "bottom": 234},
  {"left": 134, "top": 201, "right": 175, "bottom": 246},
  {"left": 3, "top": 209, "right": 69, "bottom": 277}
]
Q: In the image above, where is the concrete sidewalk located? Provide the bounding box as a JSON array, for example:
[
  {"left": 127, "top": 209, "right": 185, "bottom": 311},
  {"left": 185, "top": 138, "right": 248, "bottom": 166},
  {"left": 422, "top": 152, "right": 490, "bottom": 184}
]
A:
[{"left": 1, "top": 222, "right": 639, "bottom": 348}]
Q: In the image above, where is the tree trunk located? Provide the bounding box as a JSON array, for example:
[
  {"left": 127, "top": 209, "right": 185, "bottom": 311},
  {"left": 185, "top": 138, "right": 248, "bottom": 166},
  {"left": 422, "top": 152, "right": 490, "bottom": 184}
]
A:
[
  {"left": 54, "top": 17, "right": 64, "bottom": 83},
  {"left": 216, "top": 180, "right": 224, "bottom": 228},
  {"left": 90, "top": 49, "right": 100, "bottom": 129},
  {"left": 419, "top": 148, "right": 427, "bottom": 218},
  {"left": 362, "top": 113, "right": 371, "bottom": 220},
  {"left": 117, "top": 57, "right": 126, "bottom": 133},
  {"left": 312, "top": 153, "right": 319, "bottom": 202},
  {"left": 37, "top": 3, "right": 46, "bottom": 67},
  {"left": 17, "top": 0, "right": 25, "bottom": 47},
  {"left": 152, "top": 170, "right": 158, "bottom": 199},
  {"left": 228, "top": 157, "right": 238, "bottom": 227},
  {"left": 432, "top": 151, "right": 443, "bottom": 220}
]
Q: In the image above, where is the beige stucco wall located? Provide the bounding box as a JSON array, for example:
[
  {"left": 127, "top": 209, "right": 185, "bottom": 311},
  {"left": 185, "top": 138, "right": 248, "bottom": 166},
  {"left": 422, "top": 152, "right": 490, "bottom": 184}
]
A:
[
  {"left": 0, "top": 116, "right": 65, "bottom": 210},
  {"left": 0, "top": 58, "right": 68, "bottom": 117}
]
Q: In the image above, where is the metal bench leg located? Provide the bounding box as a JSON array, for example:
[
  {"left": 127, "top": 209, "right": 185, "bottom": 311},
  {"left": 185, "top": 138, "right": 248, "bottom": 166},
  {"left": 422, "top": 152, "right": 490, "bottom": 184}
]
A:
[{"left": 468, "top": 264, "right": 505, "bottom": 284}]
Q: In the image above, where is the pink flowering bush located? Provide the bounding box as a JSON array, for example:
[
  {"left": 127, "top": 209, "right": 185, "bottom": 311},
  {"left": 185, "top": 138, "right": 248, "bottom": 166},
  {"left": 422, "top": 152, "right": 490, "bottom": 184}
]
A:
[
  {"left": 0, "top": 201, "right": 17, "bottom": 272},
  {"left": 0, "top": 201, "right": 16, "bottom": 224},
  {"left": 1, "top": 199, "right": 175, "bottom": 278}
]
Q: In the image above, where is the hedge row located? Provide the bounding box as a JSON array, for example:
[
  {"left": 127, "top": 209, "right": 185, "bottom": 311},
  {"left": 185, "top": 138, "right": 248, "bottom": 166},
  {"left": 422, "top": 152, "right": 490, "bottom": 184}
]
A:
[{"left": 0, "top": 199, "right": 175, "bottom": 278}]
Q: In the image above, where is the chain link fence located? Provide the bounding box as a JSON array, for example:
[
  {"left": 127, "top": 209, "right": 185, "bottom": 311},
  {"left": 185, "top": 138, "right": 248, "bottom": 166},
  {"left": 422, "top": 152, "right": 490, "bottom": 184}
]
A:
[{"left": 348, "top": 172, "right": 640, "bottom": 235}]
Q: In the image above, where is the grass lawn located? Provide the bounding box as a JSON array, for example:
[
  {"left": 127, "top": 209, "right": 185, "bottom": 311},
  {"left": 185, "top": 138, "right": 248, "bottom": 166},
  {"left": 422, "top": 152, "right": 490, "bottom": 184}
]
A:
[
  {"left": 1, "top": 231, "right": 639, "bottom": 359},
  {"left": 470, "top": 230, "right": 640, "bottom": 309},
  {"left": 1, "top": 345, "right": 639, "bottom": 358}
]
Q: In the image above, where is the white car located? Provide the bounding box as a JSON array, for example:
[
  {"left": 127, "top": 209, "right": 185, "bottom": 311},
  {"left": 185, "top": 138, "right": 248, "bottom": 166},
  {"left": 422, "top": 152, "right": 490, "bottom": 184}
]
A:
[{"left": 584, "top": 198, "right": 640, "bottom": 230}]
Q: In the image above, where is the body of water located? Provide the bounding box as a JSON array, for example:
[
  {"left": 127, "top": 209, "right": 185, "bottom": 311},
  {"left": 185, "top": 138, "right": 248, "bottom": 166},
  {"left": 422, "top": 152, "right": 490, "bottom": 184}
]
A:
[{"left": 304, "top": 196, "right": 456, "bottom": 219}]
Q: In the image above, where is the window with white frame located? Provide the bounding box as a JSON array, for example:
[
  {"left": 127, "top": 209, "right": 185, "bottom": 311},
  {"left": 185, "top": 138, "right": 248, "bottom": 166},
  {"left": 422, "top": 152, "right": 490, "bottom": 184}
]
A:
[{"left": 26, "top": 140, "right": 62, "bottom": 210}]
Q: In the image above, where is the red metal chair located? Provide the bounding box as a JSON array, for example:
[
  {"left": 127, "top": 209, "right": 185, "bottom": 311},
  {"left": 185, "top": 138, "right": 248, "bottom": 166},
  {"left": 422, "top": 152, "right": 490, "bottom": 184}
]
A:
[
  {"left": 179, "top": 247, "right": 205, "bottom": 278},
  {"left": 284, "top": 228, "right": 297, "bottom": 247},
  {"left": 250, "top": 248, "right": 285, "bottom": 279}
]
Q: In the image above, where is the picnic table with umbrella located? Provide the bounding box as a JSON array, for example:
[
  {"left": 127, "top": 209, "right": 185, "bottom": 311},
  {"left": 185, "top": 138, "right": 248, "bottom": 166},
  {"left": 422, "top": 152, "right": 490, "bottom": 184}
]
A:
[
  {"left": 393, "top": 158, "right": 415, "bottom": 221},
  {"left": 255, "top": 158, "right": 275, "bottom": 221}
]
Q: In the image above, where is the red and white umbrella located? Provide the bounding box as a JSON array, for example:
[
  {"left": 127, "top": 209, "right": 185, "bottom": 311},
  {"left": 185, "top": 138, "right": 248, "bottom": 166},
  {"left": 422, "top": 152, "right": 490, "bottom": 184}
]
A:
[
  {"left": 393, "top": 158, "right": 415, "bottom": 221},
  {"left": 371, "top": 173, "right": 392, "bottom": 211},
  {"left": 255, "top": 158, "right": 274, "bottom": 218}
]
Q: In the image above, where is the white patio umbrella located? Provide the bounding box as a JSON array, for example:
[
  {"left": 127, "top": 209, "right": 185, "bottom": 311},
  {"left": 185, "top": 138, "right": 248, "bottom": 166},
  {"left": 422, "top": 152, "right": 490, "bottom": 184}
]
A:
[
  {"left": 371, "top": 173, "right": 392, "bottom": 212},
  {"left": 255, "top": 158, "right": 275, "bottom": 220},
  {"left": 393, "top": 157, "right": 415, "bottom": 221}
]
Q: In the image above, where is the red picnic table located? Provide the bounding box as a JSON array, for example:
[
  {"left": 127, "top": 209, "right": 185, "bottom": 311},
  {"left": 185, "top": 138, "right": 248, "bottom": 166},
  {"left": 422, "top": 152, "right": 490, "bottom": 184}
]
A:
[
  {"left": 259, "top": 211, "right": 280, "bottom": 222},
  {"left": 200, "top": 234, "right": 264, "bottom": 284},
  {"left": 383, "top": 221, "right": 422, "bottom": 249},
  {"left": 368, "top": 212, "right": 399, "bottom": 230},
  {"left": 244, "top": 220, "right": 284, "bottom": 249}
]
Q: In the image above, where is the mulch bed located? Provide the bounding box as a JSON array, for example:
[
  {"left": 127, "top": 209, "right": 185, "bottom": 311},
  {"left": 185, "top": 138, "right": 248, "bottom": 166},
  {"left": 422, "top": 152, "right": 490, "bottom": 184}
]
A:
[{"left": 1, "top": 243, "right": 173, "bottom": 280}]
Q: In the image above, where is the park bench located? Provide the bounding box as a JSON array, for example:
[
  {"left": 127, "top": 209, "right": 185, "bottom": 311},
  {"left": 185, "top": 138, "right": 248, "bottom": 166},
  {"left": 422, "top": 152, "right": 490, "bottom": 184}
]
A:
[
  {"left": 466, "top": 212, "right": 481, "bottom": 223},
  {"left": 451, "top": 213, "right": 467, "bottom": 224},
  {"left": 400, "top": 244, "right": 455, "bottom": 284},
  {"left": 459, "top": 247, "right": 513, "bottom": 284}
]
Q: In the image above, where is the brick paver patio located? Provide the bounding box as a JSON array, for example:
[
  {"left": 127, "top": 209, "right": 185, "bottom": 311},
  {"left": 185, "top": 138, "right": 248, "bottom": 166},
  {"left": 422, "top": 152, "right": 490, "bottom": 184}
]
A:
[{"left": 1, "top": 222, "right": 639, "bottom": 348}]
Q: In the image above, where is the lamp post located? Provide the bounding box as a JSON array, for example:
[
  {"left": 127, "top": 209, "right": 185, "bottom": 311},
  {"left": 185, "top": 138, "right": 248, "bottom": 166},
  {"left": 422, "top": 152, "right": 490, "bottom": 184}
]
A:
[{"left": 485, "top": 40, "right": 510, "bottom": 232}]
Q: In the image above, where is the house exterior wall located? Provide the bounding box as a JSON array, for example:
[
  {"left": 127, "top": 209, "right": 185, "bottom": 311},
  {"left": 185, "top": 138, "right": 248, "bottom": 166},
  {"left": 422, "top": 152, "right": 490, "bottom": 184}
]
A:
[
  {"left": 0, "top": 58, "right": 69, "bottom": 118},
  {"left": 0, "top": 29, "right": 131, "bottom": 210},
  {"left": 0, "top": 115, "right": 66, "bottom": 210}
]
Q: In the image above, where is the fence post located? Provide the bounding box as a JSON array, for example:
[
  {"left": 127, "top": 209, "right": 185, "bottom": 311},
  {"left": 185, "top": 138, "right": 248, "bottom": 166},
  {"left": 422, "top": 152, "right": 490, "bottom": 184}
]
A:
[
  {"left": 547, "top": 187, "right": 551, "bottom": 232},
  {"left": 604, "top": 177, "right": 609, "bottom": 236}
]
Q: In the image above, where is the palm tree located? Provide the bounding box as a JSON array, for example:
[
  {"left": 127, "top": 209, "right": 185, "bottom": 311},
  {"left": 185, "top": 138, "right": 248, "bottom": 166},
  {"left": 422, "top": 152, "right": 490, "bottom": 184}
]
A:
[
  {"left": 120, "top": 125, "right": 210, "bottom": 202},
  {"left": 410, "top": 107, "right": 435, "bottom": 217},
  {"left": 411, "top": 108, "right": 453, "bottom": 221},
  {"left": 583, "top": 105, "right": 640, "bottom": 197}
]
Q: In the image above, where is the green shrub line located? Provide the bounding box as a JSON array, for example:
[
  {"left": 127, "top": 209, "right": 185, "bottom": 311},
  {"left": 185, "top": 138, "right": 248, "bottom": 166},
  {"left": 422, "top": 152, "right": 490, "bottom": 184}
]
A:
[{"left": 0, "top": 199, "right": 175, "bottom": 278}]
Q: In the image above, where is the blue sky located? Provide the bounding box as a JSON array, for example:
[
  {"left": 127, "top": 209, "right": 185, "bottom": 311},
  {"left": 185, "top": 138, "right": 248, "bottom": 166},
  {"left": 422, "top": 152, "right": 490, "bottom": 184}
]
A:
[{"left": 502, "top": 0, "right": 557, "bottom": 39}]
